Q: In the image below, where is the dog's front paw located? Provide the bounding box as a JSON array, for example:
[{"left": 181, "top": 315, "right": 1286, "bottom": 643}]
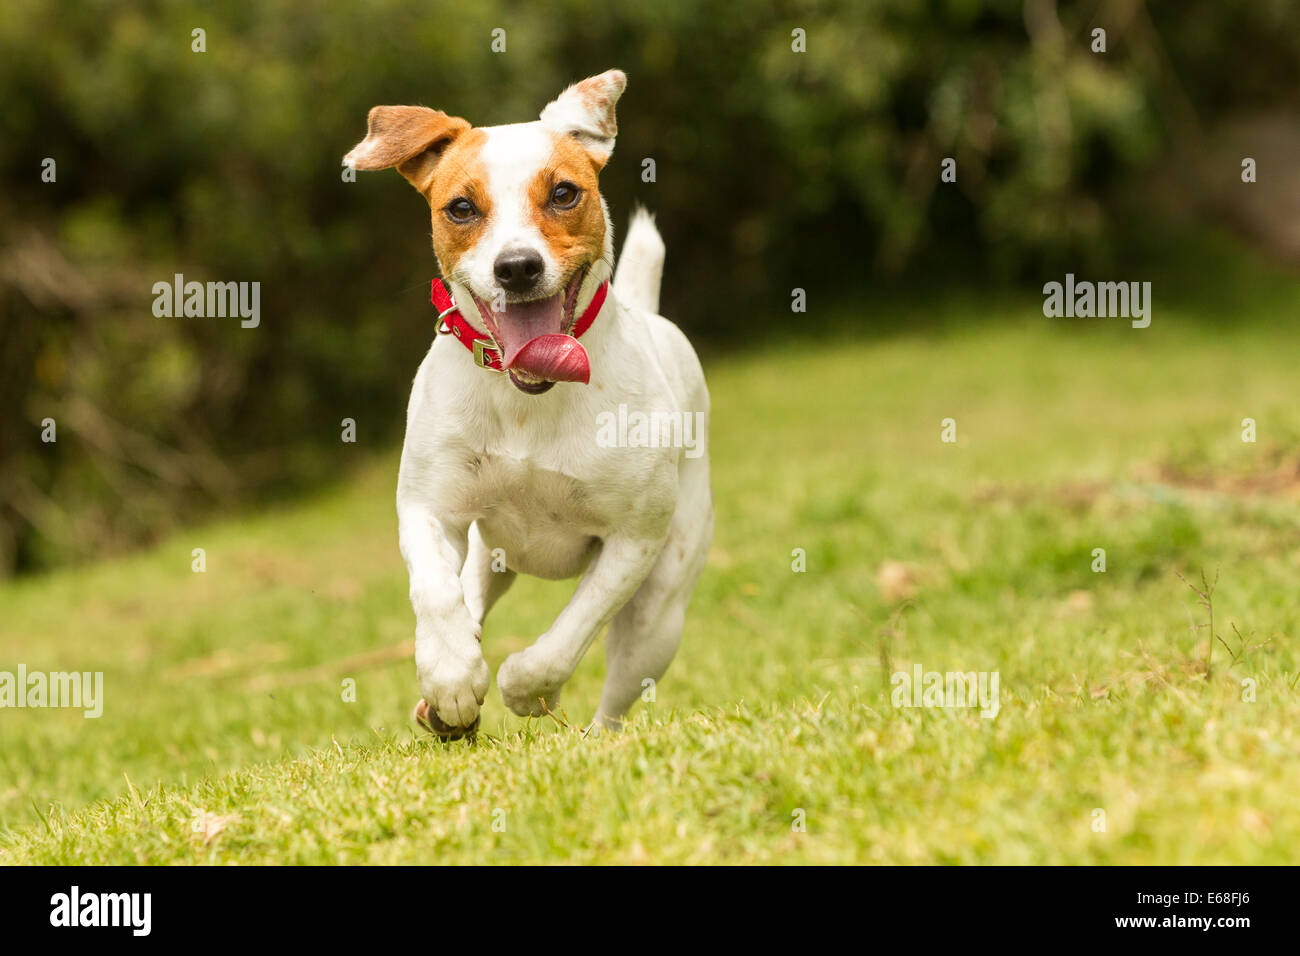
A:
[
  {"left": 413, "top": 698, "right": 479, "bottom": 740},
  {"left": 497, "top": 649, "right": 564, "bottom": 718},
  {"left": 416, "top": 650, "right": 490, "bottom": 735}
]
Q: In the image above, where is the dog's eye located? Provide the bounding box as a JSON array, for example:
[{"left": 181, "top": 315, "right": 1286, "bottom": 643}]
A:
[
  {"left": 445, "top": 198, "right": 478, "bottom": 223},
  {"left": 550, "top": 182, "right": 581, "bottom": 209}
]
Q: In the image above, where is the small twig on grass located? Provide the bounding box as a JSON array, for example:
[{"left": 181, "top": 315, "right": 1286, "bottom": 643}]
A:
[
  {"left": 1218, "top": 623, "right": 1243, "bottom": 667},
  {"left": 1218, "top": 622, "right": 1274, "bottom": 671},
  {"left": 538, "top": 697, "right": 570, "bottom": 731},
  {"left": 876, "top": 602, "right": 913, "bottom": 698},
  {"left": 1176, "top": 570, "right": 1282, "bottom": 680},
  {"left": 1175, "top": 567, "right": 1219, "bottom": 676}
]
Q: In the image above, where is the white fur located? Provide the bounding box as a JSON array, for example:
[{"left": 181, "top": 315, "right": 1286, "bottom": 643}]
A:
[{"left": 391, "top": 85, "right": 711, "bottom": 731}]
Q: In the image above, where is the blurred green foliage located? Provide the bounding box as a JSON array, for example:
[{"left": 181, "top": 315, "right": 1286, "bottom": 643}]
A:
[{"left": 1, "top": 0, "right": 1297, "bottom": 573}]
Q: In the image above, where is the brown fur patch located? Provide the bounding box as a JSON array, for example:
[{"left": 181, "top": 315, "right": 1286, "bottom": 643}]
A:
[
  {"left": 525, "top": 133, "right": 607, "bottom": 283},
  {"left": 350, "top": 106, "right": 469, "bottom": 175},
  {"left": 421, "top": 127, "right": 493, "bottom": 276}
]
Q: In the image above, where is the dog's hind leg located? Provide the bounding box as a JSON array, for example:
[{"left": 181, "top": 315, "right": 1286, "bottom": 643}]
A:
[
  {"left": 461, "top": 521, "right": 516, "bottom": 627},
  {"left": 594, "top": 462, "right": 712, "bottom": 729}
]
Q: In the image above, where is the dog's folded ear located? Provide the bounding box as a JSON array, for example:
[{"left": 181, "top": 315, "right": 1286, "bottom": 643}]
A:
[
  {"left": 540, "top": 69, "right": 626, "bottom": 169},
  {"left": 343, "top": 106, "right": 470, "bottom": 190}
]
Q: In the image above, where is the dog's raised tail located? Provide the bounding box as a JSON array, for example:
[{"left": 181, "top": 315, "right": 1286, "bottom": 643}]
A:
[{"left": 613, "top": 207, "right": 664, "bottom": 314}]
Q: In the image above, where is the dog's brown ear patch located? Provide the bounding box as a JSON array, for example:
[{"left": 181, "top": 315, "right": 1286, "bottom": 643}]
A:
[{"left": 344, "top": 106, "right": 470, "bottom": 190}]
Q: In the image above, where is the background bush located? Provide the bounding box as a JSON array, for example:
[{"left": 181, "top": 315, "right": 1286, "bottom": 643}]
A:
[{"left": 1, "top": 0, "right": 1297, "bottom": 573}]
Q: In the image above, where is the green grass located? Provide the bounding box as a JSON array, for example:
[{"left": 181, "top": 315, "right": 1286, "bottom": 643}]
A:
[{"left": 3, "top": 284, "right": 1300, "bottom": 864}]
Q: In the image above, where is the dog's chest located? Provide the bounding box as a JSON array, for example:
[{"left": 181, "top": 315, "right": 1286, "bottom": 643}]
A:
[
  {"left": 455, "top": 450, "right": 604, "bottom": 578},
  {"left": 404, "top": 331, "right": 684, "bottom": 579},
  {"left": 443, "top": 425, "right": 673, "bottom": 579}
]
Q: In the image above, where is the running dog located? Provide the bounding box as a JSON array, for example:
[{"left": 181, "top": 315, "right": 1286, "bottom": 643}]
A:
[{"left": 344, "top": 70, "right": 712, "bottom": 736}]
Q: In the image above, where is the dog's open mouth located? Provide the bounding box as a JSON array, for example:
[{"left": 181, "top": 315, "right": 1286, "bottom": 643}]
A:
[{"left": 472, "top": 269, "right": 590, "bottom": 394}]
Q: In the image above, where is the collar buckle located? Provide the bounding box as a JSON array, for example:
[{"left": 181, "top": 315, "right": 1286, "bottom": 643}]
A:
[{"left": 472, "top": 337, "right": 502, "bottom": 371}]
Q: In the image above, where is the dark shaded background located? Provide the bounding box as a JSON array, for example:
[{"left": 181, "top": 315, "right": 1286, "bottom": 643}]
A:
[{"left": 2, "top": 0, "right": 1298, "bottom": 574}]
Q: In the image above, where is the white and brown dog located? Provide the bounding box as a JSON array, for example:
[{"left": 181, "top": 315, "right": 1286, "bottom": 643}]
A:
[{"left": 345, "top": 70, "right": 712, "bottom": 737}]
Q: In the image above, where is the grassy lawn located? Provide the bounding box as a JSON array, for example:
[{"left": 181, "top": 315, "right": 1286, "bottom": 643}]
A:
[{"left": 2, "top": 281, "right": 1299, "bottom": 864}]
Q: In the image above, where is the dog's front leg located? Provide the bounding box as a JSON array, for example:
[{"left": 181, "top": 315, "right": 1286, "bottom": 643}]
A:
[
  {"left": 398, "top": 502, "right": 489, "bottom": 735},
  {"left": 497, "top": 534, "right": 665, "bottom": 718}
]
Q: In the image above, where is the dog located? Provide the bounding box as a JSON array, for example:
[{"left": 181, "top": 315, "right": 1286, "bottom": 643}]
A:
[{"left": 344, "top": 70, "right": 712, "bottom": 736}]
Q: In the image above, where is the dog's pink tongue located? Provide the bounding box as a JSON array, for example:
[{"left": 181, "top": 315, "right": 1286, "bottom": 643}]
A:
[
  {"left": 508, "top": 334, "right": 590, "bottom": 383},
  {"left": 493, "top": 296, "right": 590, "bottom": 384}
]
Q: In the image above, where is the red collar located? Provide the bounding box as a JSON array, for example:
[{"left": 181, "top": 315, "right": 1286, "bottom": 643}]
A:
[{"left": 431, "top": 278, "right": 608, "bottom": 372}]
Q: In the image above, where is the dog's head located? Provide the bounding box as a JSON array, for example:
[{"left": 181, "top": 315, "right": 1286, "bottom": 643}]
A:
[{"left": 344, "top": 70, "right": 625, "bottom": 394}]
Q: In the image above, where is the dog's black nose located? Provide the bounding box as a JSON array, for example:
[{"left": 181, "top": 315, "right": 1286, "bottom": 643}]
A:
[{"left": 493, "top": 249, "right": 545, "bottom": 294}]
